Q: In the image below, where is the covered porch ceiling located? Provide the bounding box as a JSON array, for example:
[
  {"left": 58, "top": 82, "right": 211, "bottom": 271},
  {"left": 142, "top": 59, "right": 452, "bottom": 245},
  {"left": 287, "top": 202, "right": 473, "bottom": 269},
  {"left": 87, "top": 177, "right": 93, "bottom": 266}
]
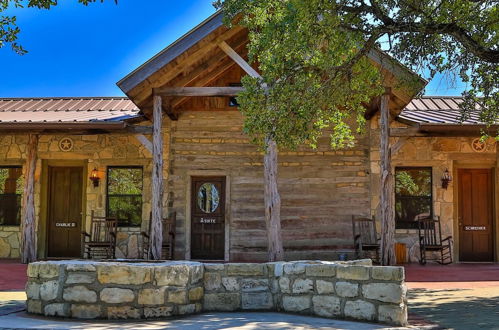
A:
[{"left": 117, "top": 11, "right": 427, "bottom": 121}]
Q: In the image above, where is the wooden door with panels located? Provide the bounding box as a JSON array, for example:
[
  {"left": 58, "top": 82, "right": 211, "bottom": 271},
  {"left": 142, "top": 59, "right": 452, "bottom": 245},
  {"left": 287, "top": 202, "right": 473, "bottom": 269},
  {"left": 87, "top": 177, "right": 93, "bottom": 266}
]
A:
[
  {"left": 47, "top": 166, "right": 84, "bottom": 258},
  {"left": 458, "top": 168, "right": 494, "bottom": 261},
  {"left": 191, "top": 176, "right": 226, "bottom": 260}
]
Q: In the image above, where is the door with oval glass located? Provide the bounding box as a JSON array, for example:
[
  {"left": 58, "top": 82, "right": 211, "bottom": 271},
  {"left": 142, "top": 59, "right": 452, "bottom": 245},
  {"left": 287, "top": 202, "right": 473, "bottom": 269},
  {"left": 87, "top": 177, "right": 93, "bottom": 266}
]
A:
[{"left": 191, "top": 176, "right": 225, "bottom": 260}]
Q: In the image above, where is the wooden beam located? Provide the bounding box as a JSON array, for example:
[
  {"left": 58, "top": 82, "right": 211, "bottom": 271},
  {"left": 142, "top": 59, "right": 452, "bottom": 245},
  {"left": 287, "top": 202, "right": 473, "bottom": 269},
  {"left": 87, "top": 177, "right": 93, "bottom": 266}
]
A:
[
  {"left": 150, "top": 95, "right": 164, "bottom": 260},
  {"left": 218, "top": 41, "right": 261, "bottom": 79},
  {"left": 171, "top": 37, "right": 248, "bottom": 110},
  {"left": 21, "top": 134, "right": 38, "bottom": 263},
  {"left": 131, "top": 25, "right": 245, "bottom": 105},
  {"left": 389, "top": 127, "right": 427, "bottom": 137},
  {"left": 134, "top": 134, "right": 153, "bottom": 154},
  {"left": 379, "top": 89, "right": 396, "bottom": 266},
  {"left": 154, "top": 86, "right": 244, "bottom": 97},
  {"left": 390, "top": 137, "right": 409, "bottom": 155},
  {"left": 125, "top": 125, "right": 153, "bottom": 134},
  {"left": 364, "top": 96, "right": 380, "bottom": 119}
]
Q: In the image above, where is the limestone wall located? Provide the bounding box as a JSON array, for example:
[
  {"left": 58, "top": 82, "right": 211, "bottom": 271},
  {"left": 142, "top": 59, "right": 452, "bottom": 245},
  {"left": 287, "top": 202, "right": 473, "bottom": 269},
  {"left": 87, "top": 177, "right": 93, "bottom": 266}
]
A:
[
  {"left": 26, "top": 259, "right": 407, "bottom": 326},
  {"left": 0, "top": 226, "right": 21, "bottom": 258},
  {"left": 26, "top": 260, "right": 204, "bottom": 319},
  {"left": 0, "top": 127, "right": 169, "bottom": 259},
  {"left": 369, "top": 114, "right": 497, "bottom": 262}
]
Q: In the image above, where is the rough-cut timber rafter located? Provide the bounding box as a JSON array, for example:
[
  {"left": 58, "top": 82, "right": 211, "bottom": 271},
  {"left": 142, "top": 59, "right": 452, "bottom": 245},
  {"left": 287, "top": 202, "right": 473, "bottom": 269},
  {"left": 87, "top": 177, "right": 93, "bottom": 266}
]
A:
[
  {"left": 131, "top": 25, "right": 246, "bottom": 106},
  {"left": 154, "top": 86, "right": 245, "bottom": 97},
  {"left": 170, "top": 35, "right": 249, "bottom": 110},
  {"left": 218, "top": 41, "right": 260, "bottom": 78}
]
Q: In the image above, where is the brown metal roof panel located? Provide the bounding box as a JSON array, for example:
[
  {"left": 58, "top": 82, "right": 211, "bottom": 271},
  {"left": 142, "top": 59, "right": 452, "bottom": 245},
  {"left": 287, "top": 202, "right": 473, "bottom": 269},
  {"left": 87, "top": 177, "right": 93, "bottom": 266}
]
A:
[
  {"left": 419, "top": 98, "right": 438, "bottom": 110},
  {"left": 404, "top": 100, "right": 417, "bottom": 111},
  {"left": 0, "top": 99, "right": 22, "bottom": 111},
  {"left": 399, "top": 112, "right": 439, "bottom": 123},
  {"left": 410, "top": 99, "right": 427, "bottom": 111},
  {"left": 429, "top": 98, "right": 451, "bottom": 110},
  {"left": 22, "top": 99, "right": 47, "bottom": 112},
  {"left": 44, "top": 99, "right": 67, "bottom": 111},
  {"left": 440, "top": 97, "right": 461, "bottom": 110}
]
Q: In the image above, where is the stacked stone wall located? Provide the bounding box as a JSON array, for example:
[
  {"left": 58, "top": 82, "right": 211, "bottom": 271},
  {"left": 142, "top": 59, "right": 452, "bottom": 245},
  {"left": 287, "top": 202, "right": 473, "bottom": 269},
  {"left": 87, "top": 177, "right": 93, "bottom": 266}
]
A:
[
  {"left": 203, "top": 259, "right": 406, "bottom": 325},
  {"left": 27, "top": 259, "right": 407, "bottom": 326},
  {"left": 26, "top": 261, "right": 204, "bottom": 319}
]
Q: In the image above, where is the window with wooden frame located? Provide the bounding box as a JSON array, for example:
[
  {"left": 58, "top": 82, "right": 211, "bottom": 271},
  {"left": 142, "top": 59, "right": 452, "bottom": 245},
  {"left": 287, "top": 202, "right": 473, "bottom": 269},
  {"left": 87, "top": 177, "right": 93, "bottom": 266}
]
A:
[
  {"left": 395, "top": 167, "right": 433, "bottom": 229},
  {"left": 106, "top": 166, "right": 143, "bottom": 227},
  {"left": 0, "top": 166, "right": 23, "bottom": 226}
]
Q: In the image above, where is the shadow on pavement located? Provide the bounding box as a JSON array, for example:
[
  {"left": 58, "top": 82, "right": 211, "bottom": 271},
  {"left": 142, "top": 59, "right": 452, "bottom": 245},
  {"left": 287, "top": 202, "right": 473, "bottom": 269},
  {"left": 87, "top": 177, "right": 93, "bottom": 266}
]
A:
[{"left": 408, "top": 288, "right": 499, "bottom": 330}]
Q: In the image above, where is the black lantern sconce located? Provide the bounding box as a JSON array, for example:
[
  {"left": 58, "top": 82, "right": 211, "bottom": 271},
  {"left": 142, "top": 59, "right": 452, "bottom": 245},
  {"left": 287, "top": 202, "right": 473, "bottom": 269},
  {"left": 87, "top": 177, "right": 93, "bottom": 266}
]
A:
[
  {"left": 441, "top": 168, "right": 452, "bottom": 189},
  {"left": 89, "top": 168, "right": 100, "bottom": 187}
]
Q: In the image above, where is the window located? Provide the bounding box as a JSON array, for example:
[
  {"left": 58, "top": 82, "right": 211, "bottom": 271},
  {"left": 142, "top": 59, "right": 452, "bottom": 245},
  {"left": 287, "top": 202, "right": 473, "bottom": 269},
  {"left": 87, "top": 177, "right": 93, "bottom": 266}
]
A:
[
  {"left": 395, "top": 167, "right": 432, "bottom": 229},
  {"left": 0, "top": 166, "right": 23, "bottom": 226},
  {"left": 106, "top": 167, "right": 143, "bottom": 226}
]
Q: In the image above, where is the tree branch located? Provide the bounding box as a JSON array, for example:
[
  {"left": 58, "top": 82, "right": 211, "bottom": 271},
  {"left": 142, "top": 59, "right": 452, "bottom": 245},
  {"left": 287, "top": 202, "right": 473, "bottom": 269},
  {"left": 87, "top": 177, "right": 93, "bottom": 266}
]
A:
[{"left": 379, "top": 22, "right": 499, "bottom": 63}]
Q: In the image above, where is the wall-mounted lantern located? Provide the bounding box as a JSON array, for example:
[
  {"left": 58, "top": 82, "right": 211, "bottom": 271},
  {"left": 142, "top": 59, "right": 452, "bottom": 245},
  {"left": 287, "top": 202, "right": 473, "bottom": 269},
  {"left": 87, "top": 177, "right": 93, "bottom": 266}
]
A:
[
  {"left": 441, "top": 168, "right": 452, "bottom": 189},
  {"left": 89, "top": 168, "right": 100, "bottom": 188}
]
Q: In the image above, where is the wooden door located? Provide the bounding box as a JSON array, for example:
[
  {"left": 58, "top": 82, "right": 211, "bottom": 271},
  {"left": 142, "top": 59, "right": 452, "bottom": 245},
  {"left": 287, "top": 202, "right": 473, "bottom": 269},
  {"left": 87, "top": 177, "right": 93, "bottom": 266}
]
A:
[
  {"left": 47, "top": 166, "right": 83, "bottom": 258},
  {"left": 191, "top": 176, "right": 225, "bottom": 260},
  {"left": 458, "top": 169, "right": 494, "bottom": 261}
]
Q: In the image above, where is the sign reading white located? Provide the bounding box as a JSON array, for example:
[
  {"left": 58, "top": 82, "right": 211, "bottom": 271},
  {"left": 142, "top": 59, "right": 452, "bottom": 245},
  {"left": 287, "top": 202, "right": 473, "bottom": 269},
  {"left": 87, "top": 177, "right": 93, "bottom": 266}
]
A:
[{"left": 200, "top": 218, "right": 216, "bottom": 224}]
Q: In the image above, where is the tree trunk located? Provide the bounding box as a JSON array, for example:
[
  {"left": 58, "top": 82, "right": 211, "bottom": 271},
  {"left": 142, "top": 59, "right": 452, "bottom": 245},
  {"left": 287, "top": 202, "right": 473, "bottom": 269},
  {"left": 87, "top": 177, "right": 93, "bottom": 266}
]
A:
[
  {"left": 379, "top": 91, "right": 396, "bottom": 265},
  {"left": 21, "top": 134, "right": 38, "bottom": 264},
  {"left": 150, "top": 95, "right": 164, "bottom": 260},
  {"left": 263, "top": 136, "right": 284, "bottom": 261}
]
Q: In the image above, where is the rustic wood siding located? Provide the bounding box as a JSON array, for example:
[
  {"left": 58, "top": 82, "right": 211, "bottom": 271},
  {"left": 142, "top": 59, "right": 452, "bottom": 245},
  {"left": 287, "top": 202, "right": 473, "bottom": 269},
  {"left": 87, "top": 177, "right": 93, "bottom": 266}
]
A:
[{"left": 169, "top": 111, "right": 372, "bottom": 262}]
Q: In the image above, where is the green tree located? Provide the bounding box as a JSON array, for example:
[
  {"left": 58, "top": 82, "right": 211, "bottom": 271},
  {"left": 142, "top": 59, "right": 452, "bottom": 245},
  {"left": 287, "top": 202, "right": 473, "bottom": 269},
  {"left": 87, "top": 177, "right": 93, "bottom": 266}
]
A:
[
  {"left": 1, "top": 0, "right": 115, "bottom": 54},
  {"left": 215, "top": 0, "right": 498, "bottom": 264}
]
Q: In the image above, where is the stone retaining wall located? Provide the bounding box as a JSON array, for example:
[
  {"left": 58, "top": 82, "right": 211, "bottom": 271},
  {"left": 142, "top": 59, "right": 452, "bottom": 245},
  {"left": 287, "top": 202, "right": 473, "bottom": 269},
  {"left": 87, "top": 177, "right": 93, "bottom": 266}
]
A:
[{"left": 26, "top": 259, "right": 407, "bottom": 326}]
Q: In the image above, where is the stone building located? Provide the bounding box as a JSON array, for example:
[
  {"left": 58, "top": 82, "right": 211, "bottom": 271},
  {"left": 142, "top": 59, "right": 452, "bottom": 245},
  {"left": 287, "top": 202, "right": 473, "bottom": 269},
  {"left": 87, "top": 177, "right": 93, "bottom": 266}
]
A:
[{"left": 1, "top": 12, "right": 497, "bottom": 263}]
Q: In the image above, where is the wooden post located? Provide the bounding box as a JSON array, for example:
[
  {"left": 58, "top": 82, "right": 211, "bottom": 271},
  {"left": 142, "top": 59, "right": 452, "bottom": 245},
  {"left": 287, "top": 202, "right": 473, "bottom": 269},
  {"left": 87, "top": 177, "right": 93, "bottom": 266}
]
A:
[
  {"left": 21, "top": 134, "right": 38, "bottom": 264},
  {"left": 150, "top": 95, "right": 164, "bottom": 259},
  {"left": 264, "top": 136, "right": 284, "bottom": 261},
  {"left": 217, "top": 41, "right": 281, "bottom": 261},
  {"left": 379, "top": 89, "right": 396, "bottom": 265}
]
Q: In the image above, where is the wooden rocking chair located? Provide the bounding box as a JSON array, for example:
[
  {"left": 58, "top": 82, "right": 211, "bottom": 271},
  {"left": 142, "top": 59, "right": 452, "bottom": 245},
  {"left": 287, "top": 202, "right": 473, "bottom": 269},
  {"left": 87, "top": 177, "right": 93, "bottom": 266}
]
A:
[
  {"left": 417, "top": 216, "right": 452, "bottom": 265},
  {"left": 352, "top": 216, "right": 380, "bottom": 263},
  {"left": 81, "top": 211, "right": 118, "bottom": 259},
  {"left": 141, "top": 212, "right": 176, "bottom": 260}
]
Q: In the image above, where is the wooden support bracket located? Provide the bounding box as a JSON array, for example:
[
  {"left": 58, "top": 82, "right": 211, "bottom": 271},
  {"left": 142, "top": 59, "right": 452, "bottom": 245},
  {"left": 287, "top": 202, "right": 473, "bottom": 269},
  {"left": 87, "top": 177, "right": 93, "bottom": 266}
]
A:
[
  {"left": 218, "top": 41, "right": 261, "bottom": 79},
  {"left": 134, "top": 134, "right": 153, "bottom": 154}
]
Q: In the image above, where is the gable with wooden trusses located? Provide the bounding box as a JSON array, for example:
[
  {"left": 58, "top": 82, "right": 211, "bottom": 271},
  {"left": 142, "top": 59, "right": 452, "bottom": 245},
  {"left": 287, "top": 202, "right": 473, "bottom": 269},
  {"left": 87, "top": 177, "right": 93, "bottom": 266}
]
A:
[{"left": 117, "top": 11, "right": 427, "bottom": 120}]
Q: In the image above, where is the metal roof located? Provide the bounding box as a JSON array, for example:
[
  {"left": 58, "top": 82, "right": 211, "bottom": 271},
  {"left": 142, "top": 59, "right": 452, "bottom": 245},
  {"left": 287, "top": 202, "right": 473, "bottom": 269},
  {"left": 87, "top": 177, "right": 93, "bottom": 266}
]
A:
[
  {"left": 0, "top": 97, "right": 140, "bottom": 123},
  {"left": 398, "top": 96, "right": 487, "bottom": 125}
]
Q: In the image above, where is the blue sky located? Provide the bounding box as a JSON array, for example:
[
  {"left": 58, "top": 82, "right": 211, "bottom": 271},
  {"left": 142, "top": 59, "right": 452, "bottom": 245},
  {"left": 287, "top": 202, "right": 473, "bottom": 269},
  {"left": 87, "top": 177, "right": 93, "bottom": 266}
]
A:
[{"left": 0, "top": 1, "right": 465, "bottom": 97}]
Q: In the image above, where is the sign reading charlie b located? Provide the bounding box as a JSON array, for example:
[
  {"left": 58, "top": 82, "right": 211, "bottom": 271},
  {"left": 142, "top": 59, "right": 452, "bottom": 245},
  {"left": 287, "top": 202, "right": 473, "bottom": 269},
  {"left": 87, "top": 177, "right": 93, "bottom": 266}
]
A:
[{"left": 56, "top": 222, "right": 77, "bottom": 228}]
